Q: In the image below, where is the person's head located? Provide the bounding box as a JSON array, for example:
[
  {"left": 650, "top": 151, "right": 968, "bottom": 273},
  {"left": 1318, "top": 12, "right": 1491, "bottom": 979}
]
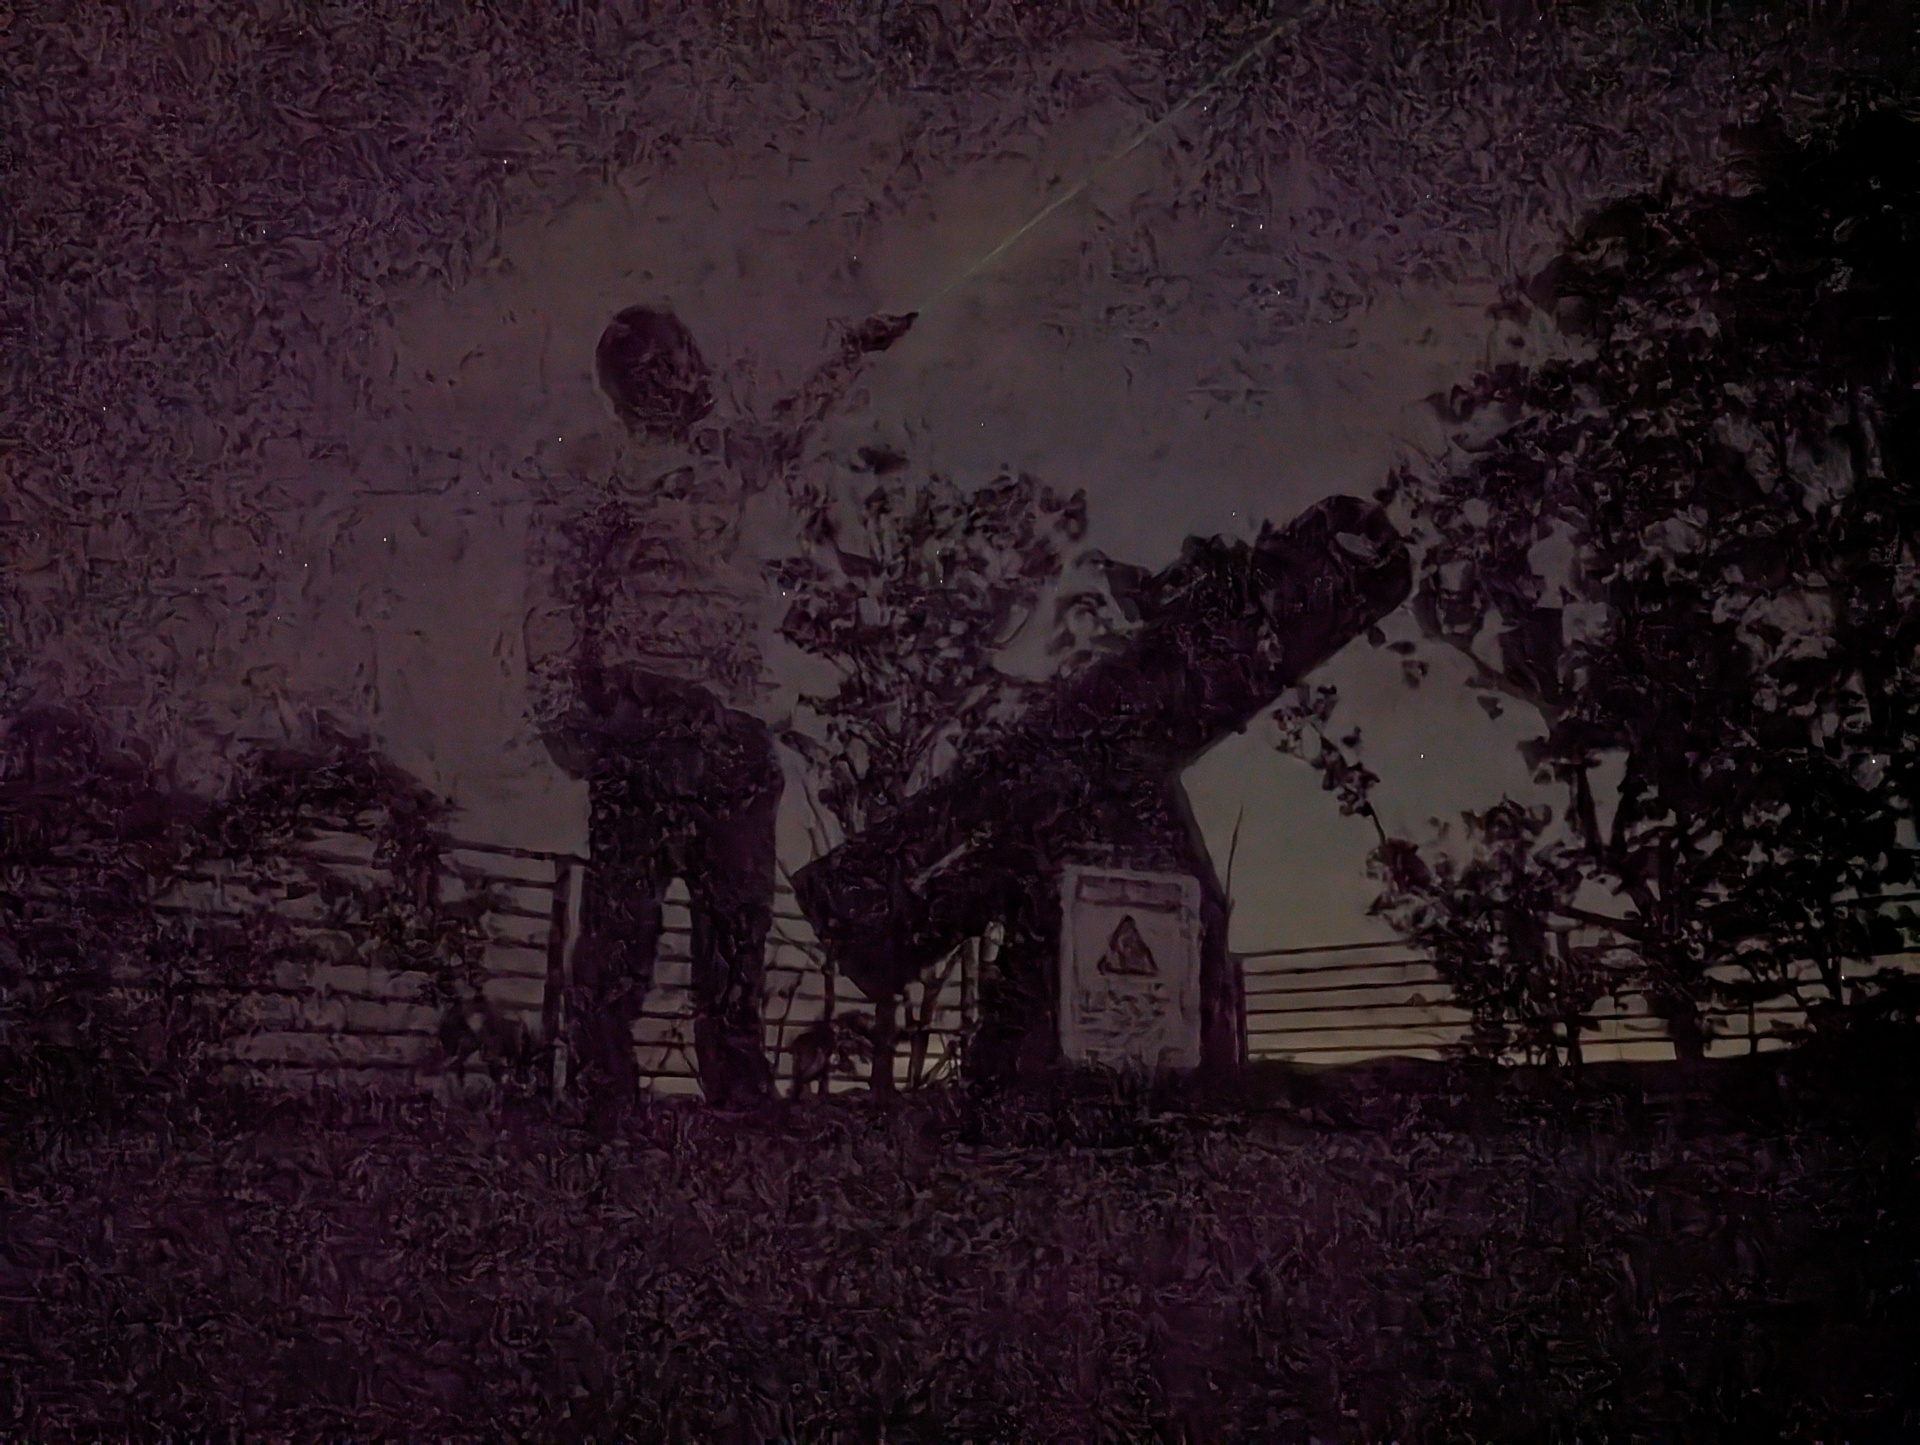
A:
[{"left": 595, "top": 305, "right": 714, "bottom": 442}]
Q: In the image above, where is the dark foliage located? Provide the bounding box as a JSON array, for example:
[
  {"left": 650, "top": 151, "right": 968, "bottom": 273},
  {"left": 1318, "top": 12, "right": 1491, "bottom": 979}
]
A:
[
  {"left": 0, "top": 705, "right": 209, "bottom": 1121},
  {"left": 1270, "top": 679, "right": 1387, "bottom": 838},
  {"left": 769, "top": 468, "right": 1086, "bottom": 1089},
  {"left": 771, "top": 468, "right": 1088, "bottom": 841},
  {"left": 0, "top": 710, "right": 507, "bottom": 1128},
  {"left": 1375, "top": 97, "right": 1920, "bottom": 1058}
]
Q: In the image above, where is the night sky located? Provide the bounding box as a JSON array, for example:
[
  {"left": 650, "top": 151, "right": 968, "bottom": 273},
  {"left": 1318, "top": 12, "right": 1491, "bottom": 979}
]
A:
[
  {"left": 6, "top": 1, "right": 1884, "bottom": 946},
  {"left": 311, "top": 23, "right": 1760, "bottom": 951}
]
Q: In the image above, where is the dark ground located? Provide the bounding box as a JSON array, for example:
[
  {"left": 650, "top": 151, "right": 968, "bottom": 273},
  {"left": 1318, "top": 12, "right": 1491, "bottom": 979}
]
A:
[{"left": 3, "top": 1037, "right": 1918, "bottom": 1444}]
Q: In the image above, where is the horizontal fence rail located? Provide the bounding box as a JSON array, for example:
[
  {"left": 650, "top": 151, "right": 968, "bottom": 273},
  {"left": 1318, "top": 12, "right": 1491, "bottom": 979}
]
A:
[
  {"left": 1240, "top": 938, "right": 1920, "bottom": 1067},
  {"left": 627, "top": 872, "right": 977, "bottom": 1099},
  {"left": 1242, "top": 944, "right": 1467, "bottom": 1065},
  {"left": 0, "top": 829, "right": 966, "bottom": 1101},
  {"left": 9, "top": 826, "right": 1918, "bottom": 1100}
]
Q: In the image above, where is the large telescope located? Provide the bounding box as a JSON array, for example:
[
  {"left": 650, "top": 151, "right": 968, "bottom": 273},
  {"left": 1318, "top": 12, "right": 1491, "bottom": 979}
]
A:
[{"left": 791, "top": 493, "right": 1413, "bottom": 1085}]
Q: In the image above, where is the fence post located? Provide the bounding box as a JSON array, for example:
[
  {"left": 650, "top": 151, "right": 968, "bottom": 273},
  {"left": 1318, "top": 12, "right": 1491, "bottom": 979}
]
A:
[
  {"left": 545, "top": 858, "right": 576, "bottom": 1101},
  {"left": 960, "top": 937, "right": 978, "bottom": 1032},
  {"left": 820, "top": 955, "right": 837, "bottom": 1098},
  {"left": 1232, "top": 950, "right": 1248, "bottom": 1068}
]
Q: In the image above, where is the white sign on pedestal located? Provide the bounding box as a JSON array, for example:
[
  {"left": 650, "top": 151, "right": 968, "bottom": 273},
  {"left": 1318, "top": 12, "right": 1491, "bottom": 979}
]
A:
[{"left": 1058, "top": 866, "right": 1204, "bottom": 1072}]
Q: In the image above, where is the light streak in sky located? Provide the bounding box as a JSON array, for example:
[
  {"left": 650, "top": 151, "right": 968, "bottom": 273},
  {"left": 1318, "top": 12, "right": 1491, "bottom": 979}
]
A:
[{"left": 910, "top": 0, "right": 1328, "bottom": 318}]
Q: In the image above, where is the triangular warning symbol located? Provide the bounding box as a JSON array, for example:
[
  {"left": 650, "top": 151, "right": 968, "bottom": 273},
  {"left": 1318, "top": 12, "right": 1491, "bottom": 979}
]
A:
[{"left": 1096, "top": 914, "right": 1159, "bottom": 976}]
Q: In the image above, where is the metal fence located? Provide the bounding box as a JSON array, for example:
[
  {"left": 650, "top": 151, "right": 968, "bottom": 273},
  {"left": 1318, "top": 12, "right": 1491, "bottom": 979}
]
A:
[
  {"left": 447, "top": 844, "right": 975, "bottom": 1098},
  {"left": 13, "top": 827, "right": 1913, "bottom": 1098},
  {"left": 1239, "top": 938, "right": 1920, "bottom": 1066},
  {"left": 217, "top": 835, "right": 1920, "bottom": 1092},
  {"left": 174, "top": 832, "right": 582, "bottom": 1095}
]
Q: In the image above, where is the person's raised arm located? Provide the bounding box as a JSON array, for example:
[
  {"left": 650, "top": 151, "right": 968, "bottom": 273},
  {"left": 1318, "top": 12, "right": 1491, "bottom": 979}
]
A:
[{"left": 744, "top": 311, "right": 918, "bottom": 481}]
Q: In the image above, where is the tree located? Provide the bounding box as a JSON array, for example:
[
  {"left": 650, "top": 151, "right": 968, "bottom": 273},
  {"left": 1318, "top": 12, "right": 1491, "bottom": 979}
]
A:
[
  {"left": 1373, "top": 98, "right": 1920, "bottom": 1060},
  {"left": 772, "top": 461, "right": 1089, "bottom": 839},
  {"left": 0, "top": 708, "right": 507, "bottom": 1117},
  {"left": 1269, "top": 680, "right": 1387, "bottom": 844},
  {"left": 769, "top": 460, "right": 1087, "bottom": 1087}
]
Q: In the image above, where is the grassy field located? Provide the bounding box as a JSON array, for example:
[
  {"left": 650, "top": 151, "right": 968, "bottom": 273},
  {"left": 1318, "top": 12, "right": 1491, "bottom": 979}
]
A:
[{"left": 3, "top": 1049, "right": 1917, "bottom": 1444}]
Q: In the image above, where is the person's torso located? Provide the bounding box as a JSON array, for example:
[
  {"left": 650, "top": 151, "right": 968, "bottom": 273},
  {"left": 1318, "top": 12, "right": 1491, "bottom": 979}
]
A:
[{"left": 523, "top": 431, "right": 781, "bottom": 723}]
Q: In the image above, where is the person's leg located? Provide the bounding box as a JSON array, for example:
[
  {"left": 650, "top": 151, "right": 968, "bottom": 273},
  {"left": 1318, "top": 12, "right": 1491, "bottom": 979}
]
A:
[
  {"left": 684, "top": 709, "right": 782, "bottom": 1106},
  {"left": 569, "top": 773, "right": 664, "bottom": 1126}
]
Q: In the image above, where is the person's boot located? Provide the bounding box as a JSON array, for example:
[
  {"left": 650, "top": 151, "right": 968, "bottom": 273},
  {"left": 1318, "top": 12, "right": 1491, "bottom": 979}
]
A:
[
  {"left": 570, "top": 986, "right": 644, "bottom": 1137},
  {"left": 694, "top": 1015, "right": 774, "bottom": 1108}
]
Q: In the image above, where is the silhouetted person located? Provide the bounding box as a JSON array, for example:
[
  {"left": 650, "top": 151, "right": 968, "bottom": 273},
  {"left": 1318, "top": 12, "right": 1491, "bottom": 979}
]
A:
[
  {"left": 528, "top": 304, "right": 912, "bottom": 1115},
  {"left": 542, "top": 663, "right": 782, "bottom": 1109}
]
